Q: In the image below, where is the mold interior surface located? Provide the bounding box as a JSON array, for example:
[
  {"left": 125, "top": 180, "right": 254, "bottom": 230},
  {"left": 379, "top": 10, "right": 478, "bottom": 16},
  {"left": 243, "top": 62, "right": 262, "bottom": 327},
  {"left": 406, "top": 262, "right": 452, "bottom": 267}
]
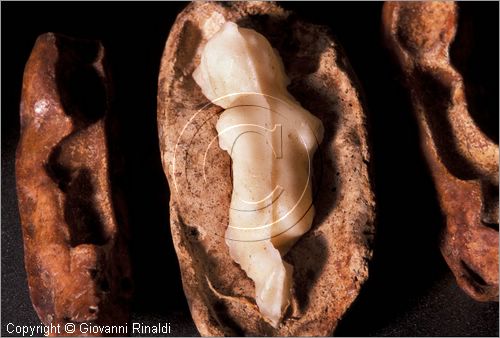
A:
[{"left": 193, "top": 21, "right": 324, "bottom": 327}]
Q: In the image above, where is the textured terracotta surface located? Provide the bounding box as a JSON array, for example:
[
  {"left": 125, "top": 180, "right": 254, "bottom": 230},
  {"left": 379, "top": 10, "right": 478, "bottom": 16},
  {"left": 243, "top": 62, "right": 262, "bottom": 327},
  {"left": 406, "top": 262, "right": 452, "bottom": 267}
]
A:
[
  {"left": 383, "top": 1, "right": 499, "bottom": 302},
  {"left": 16, "top": 33, "right": 132, "bottom": 335},
  {"left": 157, "top": 1, "right": 375, "bottom": 335}
]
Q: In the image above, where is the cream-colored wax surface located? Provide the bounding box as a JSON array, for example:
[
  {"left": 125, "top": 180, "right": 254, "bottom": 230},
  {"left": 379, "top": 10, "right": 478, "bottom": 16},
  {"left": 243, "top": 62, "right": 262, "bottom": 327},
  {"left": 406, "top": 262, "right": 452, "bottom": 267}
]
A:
[{"left": 193, "top": 21, "right": 324, "bottom": 327}]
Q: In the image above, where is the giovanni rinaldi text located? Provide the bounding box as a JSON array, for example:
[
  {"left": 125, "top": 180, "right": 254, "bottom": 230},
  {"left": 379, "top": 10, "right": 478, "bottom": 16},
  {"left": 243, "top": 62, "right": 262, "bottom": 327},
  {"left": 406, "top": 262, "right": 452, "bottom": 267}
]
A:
[{"left": 5, "top": 322, "right": 172, "bottom": 336}]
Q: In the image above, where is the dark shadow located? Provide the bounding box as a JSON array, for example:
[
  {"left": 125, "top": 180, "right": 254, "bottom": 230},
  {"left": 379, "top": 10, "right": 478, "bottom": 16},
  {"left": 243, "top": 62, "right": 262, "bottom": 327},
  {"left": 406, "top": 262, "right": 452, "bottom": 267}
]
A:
[
  {"left": 450, "top": 2, "right": 499, "bottom": 144},
  {"left": 173, "top": 20, "right": 203, "bottom": 76},
  {"left": 46, "top": 151, "right": 109, "bottom": 248},
  {"left": 413, "top": 68, "right": 478, "bottom": 180},
  {"left": 55, "top": 35, "right": 106, "bottom": 128},
  {"left": 101, "top": 2, "right": 191, "bottom": 320},
  {"left": 289, "top": 235, "right": 329, "bottom": 313},
  {"left": 63, "top": 168, "right": 108, "bottom": 247},
  {"left": 481, "top": 181, "right": 499, "bottom": 229},
  {"left": 286, "top": 85, "right": 337, "bottom": 312},
  {"left": 211, "top": 300, "right": 245, "bottom": 336}
]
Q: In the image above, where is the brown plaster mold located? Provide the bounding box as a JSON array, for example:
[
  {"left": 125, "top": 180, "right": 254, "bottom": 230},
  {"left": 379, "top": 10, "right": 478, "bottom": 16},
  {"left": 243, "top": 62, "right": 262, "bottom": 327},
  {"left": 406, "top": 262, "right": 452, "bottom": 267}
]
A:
[
  {"left": 383, "top": 1, "right": 499, "bottom": 302},
  {"left": 16, "top": 34, "right": 132, "bottom": 335},
  {"left": 157, "top": 1, "right": 375, "bottom": 335}
]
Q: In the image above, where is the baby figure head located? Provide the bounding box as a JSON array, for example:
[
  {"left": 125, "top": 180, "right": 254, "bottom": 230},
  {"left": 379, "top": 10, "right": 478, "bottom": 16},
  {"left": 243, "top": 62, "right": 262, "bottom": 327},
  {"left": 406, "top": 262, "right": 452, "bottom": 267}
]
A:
[{"left": 193, "top": 21, "right": 290, "bottom": 107}]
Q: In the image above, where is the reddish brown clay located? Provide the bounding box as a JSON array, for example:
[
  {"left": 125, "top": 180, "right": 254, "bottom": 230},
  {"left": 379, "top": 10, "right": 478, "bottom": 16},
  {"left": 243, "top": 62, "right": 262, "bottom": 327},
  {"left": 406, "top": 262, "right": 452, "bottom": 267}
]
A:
[
  {"left": 158, "top": 1, "right": 375, "bottom": 335},
  {"left": 383, "top": 1, "right": 499, "bottom": 302},
  {"left": 16, "top": 33, "right": 132, "bottom": 335}
]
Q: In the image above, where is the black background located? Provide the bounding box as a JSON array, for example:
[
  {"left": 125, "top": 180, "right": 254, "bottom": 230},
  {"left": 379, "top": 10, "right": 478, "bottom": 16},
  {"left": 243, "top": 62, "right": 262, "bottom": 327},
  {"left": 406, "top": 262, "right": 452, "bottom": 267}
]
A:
[{"left": 1, "top": 1, "right": 499, "bottom": 337}]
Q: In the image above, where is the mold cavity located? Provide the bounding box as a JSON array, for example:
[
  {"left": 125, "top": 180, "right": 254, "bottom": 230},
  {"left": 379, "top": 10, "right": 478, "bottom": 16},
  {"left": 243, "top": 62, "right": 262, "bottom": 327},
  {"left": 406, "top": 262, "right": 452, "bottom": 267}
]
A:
[
  {"left": 414, "top": 69, "right": 478, "bottom": 180},
  {"left": 188, "top": 226, "right": 200, "bottom": 240},
  {"left": 88, "top": 306, "right": 98, "bottom": 314},
  {"left": 88, "top": 268, "right": 98, "bottom": 279},
  {"left": 99, "top": 278, "right": 110, "bottom": 293},
  {"left": 482, "top": 222, "right": 499, "bottom": 232},
  {"left": 213, "top": 300, "right": 245, "bottom": 336},
  {"left": 55, "top": 35, "right": 106, "bottom": 128},
  {"left": 481, "top": 181, "right": 499, "bottom": 231},
  {"left": 45, "top": 146, "right": 71, "bottom": 192},
  {"left": 461, "top": 260, "right": 488, "bottom": 288},
  {"left": 63, "top": 169, "right": 108, "bottom": 247},
  {"left": 175, "top": 21, "right": 202, "bottom": 79},
  {"left": 450, "top": 3, "right": 499, "bottom": 144},
  {"left": 45, "top": 35, "right": 110, "bottom": 248},
  {"left": 46, "top": 150, "right": 109, "bottom": 247}
]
